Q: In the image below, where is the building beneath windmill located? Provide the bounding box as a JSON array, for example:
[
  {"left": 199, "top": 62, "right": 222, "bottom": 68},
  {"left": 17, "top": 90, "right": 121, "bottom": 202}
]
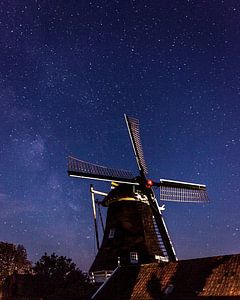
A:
[
  {"left": 68, "top": 115, "right": 240, "bottom": 299},
  {"left": 91, "top": 253, "right": 240, "bottom": 299}
]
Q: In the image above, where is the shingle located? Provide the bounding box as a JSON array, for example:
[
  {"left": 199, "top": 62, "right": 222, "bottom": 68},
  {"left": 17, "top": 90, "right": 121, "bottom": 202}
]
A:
[{"left": 93, "top": 253, "right": 240, "bottom": 300}]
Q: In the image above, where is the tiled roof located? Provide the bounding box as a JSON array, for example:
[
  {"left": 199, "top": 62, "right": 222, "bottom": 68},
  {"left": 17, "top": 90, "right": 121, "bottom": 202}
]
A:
[{"left": 92, "top": 253, "right": 240, "bottom": 299}]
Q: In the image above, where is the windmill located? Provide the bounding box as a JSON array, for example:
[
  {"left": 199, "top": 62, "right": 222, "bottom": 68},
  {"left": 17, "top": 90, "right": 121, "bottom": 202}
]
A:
[{"left": 68, "top": 115, "right": 209, "bottom": 283}]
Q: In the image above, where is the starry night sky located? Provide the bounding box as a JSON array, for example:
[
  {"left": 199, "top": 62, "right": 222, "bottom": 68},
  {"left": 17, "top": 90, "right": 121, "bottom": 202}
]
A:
[{"left": 0, "top": 1, "right": 239, "bottom": 271}]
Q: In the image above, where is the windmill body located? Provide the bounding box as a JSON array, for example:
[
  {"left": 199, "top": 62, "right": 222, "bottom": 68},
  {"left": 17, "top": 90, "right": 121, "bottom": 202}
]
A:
[
  {"left": 89, "top": 183, "right": 165, "bottom": 275},
  {"left": 68, "top": 115, "right": 209, "bottom": 283}
]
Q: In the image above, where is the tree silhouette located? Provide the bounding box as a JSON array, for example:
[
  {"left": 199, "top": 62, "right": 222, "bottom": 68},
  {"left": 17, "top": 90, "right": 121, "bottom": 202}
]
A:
[
  {"left": 33, "top": 253, "right": 95, "bottom": 300},
  {"left": 0, "top": 242, "right": 31, "bottom": 283}
]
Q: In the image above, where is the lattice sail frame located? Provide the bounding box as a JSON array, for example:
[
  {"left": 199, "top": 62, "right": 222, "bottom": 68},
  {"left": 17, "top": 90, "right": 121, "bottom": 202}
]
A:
[
  {"left": 125, "top": 114, "right": 148, "bottom": 175},
  {"left": 68, "top": 156, "right": 136, "bottom": 184},
  {"left": 159, "top": 179, "right": 209, "bottom": 203}
]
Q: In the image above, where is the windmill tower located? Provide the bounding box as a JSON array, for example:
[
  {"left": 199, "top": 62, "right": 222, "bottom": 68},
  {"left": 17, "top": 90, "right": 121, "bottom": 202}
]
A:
[{"left": 68, "top": 115, "right": 208, "bottom": 282}]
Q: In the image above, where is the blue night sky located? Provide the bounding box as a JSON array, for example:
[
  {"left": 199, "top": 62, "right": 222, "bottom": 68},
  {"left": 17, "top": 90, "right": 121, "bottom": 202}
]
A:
[{"left": 0, "top": 1, "right": 239, "bottom": 271}]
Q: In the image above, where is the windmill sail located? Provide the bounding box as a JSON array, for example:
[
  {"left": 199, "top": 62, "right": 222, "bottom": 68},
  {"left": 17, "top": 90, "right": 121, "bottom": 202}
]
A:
[
  {"left": 68, "top": 156, "right": 136, "bottom": 184},
  {"left": 159, "top": 179, "right": 209, "bottom": 202},
  {"left": 124, "top": 114, "right": 148, "bottom": 176}
]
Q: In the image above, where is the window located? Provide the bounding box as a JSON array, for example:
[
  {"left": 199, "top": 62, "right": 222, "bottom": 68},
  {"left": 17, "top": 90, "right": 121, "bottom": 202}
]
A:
[
  {"left": 130, "top": 252, "right": 138, "bottom": 264},
  {"left": 164, "top": 284, "right": 174, "bottom": 295},
  {"left": 108, "top": 228, "right": 115, "bottom": 239}
]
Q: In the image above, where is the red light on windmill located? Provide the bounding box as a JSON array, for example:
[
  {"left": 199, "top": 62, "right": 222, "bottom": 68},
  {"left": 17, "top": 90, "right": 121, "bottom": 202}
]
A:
[{"left": 146, "top": 179, "right": 153, "bottom": 188}]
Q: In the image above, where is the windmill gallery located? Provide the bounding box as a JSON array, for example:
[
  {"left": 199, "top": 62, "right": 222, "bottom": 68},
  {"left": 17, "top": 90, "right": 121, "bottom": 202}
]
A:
[{"left": 68, "top": 115, "right": 240, "bottom": 299}]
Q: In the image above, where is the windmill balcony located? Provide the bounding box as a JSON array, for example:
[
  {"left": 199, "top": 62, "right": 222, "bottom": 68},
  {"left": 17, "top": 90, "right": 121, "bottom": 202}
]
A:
[{"left": 90, "top": 270, "right": 114, "bottom": 284}]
